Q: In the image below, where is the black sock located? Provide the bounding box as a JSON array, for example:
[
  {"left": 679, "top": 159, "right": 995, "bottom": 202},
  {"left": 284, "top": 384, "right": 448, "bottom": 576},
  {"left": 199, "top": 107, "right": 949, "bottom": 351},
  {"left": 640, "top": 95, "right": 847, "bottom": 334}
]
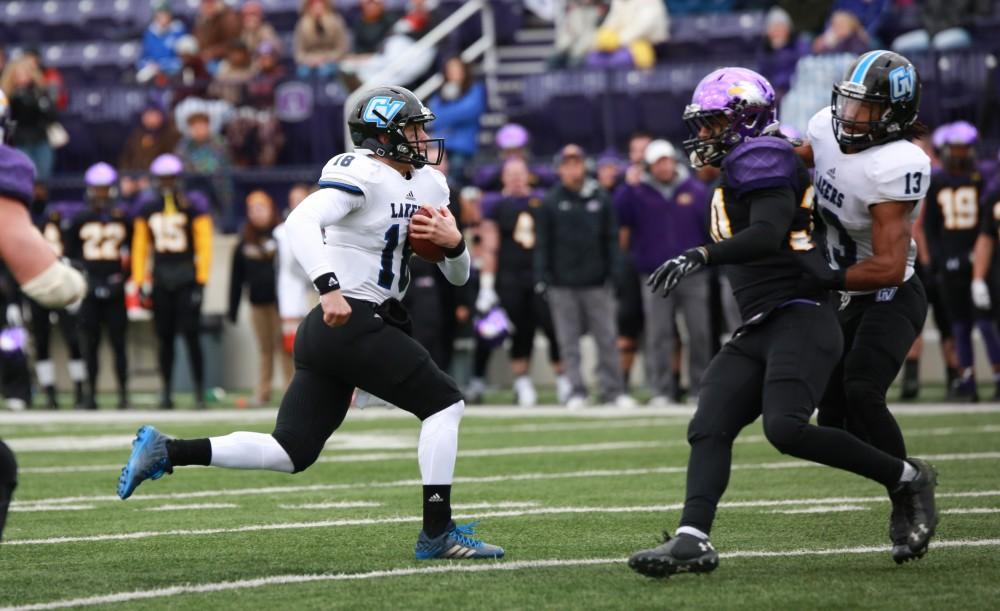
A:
[
  {"left": 422, "top": 485, "right": 452, "bottom": 537},
  {"left": 903, "top": 359, "right": 919, "bottom": 383},
  {"left": 166, "top": 438, "right": 212, "bottom": 467}
]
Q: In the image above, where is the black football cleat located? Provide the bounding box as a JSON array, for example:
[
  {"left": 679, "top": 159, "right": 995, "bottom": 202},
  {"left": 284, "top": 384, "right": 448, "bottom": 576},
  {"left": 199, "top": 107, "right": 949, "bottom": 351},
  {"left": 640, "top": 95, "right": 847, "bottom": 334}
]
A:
[
  {"left": 629, "top": 533, "right": 719, "bottom": 578},
  {"left": 889, "top": 490, "right": 923, "bottom": 564},
  {"left": 896, "top": 458, "right": 939, "bottom": 557}
]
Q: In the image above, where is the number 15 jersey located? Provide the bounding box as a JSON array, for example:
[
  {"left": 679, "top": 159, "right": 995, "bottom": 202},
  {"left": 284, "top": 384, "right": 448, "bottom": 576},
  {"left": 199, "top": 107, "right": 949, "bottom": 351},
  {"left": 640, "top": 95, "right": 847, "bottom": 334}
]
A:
[{"left": 807, "top": 106, "right": 930, "bottom": 294}]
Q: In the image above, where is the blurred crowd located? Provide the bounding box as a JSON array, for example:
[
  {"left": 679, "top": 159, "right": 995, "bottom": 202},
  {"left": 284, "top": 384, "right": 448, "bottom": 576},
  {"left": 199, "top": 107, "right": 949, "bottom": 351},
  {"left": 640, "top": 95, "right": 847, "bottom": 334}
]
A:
[{"left": 1, "top": 0, "right": 999, "bottom": 409}]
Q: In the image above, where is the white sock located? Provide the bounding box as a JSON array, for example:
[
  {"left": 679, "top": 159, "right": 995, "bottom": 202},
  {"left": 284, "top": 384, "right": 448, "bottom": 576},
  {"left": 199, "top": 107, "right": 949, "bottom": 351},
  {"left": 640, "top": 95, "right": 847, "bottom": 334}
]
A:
[
  {"left": 418, "top": 401, "right": 464, "bottom": 485},
  {"left": 209, "top": 432, "right": 294, "bottom": 473},
  {"left": 36, "top": 360, "right": 55, "bottom": 386},
  {"left": 68, "top": 359, "right": 86, "bottom": 382},
  {"left": 676, "top": 526, "right": 710, "bottom": 541},
  {"left": 899, "top": 460, "right": 918, "bottom": 483}
]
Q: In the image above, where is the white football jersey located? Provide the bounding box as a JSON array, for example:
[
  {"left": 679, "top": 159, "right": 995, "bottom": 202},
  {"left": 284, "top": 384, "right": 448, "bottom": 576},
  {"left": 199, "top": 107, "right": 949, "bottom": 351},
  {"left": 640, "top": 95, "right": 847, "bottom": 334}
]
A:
[
  {"left": 807, "top": 106, "right": 930, "bottom": 294},
  {"left": 315, "top": 150, "right": 450, "bottom": 303}
]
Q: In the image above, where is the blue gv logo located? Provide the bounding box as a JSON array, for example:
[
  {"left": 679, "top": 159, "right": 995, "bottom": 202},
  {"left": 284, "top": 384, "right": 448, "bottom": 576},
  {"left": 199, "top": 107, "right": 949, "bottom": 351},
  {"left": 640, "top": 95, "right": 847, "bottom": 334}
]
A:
[{"left": 363, "top": 96, "right": 405, "bottom": 128}]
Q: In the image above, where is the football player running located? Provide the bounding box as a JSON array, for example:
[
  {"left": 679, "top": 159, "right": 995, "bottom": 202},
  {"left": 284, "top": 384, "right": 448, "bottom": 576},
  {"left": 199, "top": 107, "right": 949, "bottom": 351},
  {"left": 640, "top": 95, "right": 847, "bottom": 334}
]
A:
[
  {"left": 797, "top": 50, "right": 939, "bottom": 563},
  {"left": 628, "top": 67, "right": 937, "bottom": 578},
  {"left": 116, "top": 86, "right": 504, "bottom": 560},
  {"left": 0, "top": 91, "right": 87, "bottom": 541}
]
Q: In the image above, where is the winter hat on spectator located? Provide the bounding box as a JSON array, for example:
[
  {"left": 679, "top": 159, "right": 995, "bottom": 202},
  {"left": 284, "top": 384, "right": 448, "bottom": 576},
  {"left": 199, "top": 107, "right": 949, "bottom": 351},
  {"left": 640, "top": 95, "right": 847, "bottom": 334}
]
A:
[
  {"left": 596, "top": 151, "right": 624, "bottom": 170},
  {"left": 152, "top": 0, "right": 172, "bottom": 14},
  {"left": 555, "top": 143, "right": 586, "bottom": 165},
  {"left": 766, "top": 6, "right": 792, "bottom": 30},
  {"left": 495, "top": 123, "right": 529, "bottom": 150},
  {"left": 644, "top": 140, "right": 676, "bottom": 165},
  {"left": 257, "top": 40, "right": 279, "bottom": 57}
]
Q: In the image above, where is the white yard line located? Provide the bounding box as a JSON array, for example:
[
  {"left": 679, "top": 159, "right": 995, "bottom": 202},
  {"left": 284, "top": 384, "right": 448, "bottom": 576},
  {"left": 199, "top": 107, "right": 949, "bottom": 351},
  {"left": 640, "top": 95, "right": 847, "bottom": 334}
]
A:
[
  {"left": 768, "top": 505, "right": 868, "bottom": 514},
  {"left": 143, "top": 503, "right": 239, "bottom": 512},
  {"left": 277, "top": 501, "right": 382, "bottom": 510},
  {"left": 10, "top": 504, "right": 96, "bottom": 513},
  {"left": 8, "top": 490, "right": 1000, "bottom": 546},
  {"left": 3, "top": 403, "right": 1000, "bottom": 427},
  {"left": 940, "top": 507, "right": 1000, "bottom": 515},
  {"left": 14, "top": 452, "right": 1000, "bottom": 506},
  {"left": 4, "top": 538, "right": 1000, "bottom": 610}
]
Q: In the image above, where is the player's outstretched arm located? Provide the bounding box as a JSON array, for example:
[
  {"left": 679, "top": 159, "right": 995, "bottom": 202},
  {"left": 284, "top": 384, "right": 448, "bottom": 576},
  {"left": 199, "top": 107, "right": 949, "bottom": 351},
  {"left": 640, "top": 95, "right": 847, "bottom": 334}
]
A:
[
  {"left": 0, "top": 195, "right": 86, "bottom": 308},
  {"left": 843, "top": 201, "right": 913, "bottom": 291}
]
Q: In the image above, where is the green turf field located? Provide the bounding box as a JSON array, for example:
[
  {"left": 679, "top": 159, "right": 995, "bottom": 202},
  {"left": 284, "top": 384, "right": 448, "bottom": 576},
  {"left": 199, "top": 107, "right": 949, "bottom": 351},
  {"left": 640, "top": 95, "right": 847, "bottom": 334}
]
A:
[{"left": 2, "top": 404, "right": 999, "bottom": 610}]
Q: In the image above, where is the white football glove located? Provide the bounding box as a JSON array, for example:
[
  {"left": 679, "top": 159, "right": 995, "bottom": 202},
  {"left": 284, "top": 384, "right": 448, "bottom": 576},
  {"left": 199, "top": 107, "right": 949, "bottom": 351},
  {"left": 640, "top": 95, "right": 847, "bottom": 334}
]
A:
[
  {"left": 972, "top": 279, "right": 991, "bottom": 310},
  {"left": 20, "top": 259, "right": 87, "bottom": 310}
]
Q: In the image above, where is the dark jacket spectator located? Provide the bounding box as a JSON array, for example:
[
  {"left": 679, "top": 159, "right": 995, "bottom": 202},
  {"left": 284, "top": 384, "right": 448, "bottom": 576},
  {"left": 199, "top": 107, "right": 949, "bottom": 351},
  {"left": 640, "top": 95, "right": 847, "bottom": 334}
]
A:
[
  {"left": 353, "top": 0, "right": 398, "bottom": 55},
  {"left": 2, "top": 57, "right": 57, "bottom": 179},
  {"left": 194, "top": 0, "right": 243, "bottom": 64},
  {"left": 119, "top": 103, "right": 181, "bottom": 173},
  {"left": 209, "top": 43, "right": 255, "bottom": 106},
  {"left": 170, "top": 36, "right": 212, "bottom": 105},
  {"left": 534, "top": 146, "right": 619, "bottom": 287},
  {"left": 229, "top": 190, "right": 289, "bottom": 404},
  {"left": 428, "top": 58, "right": 486, "bottom": 183},
  {"left": 294, "top": 0, "right": 350, "bottom": 79}
]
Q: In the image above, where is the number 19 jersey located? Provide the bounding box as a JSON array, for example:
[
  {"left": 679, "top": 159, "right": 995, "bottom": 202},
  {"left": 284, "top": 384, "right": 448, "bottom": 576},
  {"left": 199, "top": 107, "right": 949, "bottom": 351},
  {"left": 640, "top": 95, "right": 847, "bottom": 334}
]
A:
[
  {"left": 317, "top": 150, "right": 450, "bottom": 303},
  {"left": 807, "top": 107, "right": 930, "bottom": 294}
]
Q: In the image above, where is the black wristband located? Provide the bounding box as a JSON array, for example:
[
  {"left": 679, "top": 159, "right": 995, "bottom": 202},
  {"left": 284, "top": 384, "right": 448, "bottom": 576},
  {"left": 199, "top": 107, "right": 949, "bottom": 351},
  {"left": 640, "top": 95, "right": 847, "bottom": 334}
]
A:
[
  {"left": 313, "top": 272, "right": 341, "bottom": 295},
  {"left": 443, "top": 239, "right": 467, "bottom": 259}
]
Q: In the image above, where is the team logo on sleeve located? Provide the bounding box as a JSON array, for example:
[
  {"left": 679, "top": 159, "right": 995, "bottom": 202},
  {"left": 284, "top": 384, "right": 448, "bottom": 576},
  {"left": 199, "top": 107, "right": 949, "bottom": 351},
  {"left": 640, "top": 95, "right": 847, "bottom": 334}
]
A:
[
  {"left": 888, "top": 65, "right": 916, "bottom": 103},
  {"left": 363, "top": 96, "right": 406, "bottom": 128}
]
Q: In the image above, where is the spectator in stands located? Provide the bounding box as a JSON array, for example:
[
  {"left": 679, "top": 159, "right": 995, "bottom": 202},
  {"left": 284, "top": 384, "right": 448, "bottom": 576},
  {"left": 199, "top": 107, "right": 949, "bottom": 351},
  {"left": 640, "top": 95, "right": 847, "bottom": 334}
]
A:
[
  {"left": 587, "top": 0, "right": 669, "bottom": 70},
  {"left": 176, "top": 111, "right": 234, "bottom": 231},
  {"left": 293, "top": 0, "right": 351, "bottom": 80},
  {"left": 210, "top": 42, "right": 255, "bottom": 106},
  {"left": 535, "top": 144, "right": 634, "bottom": 409},
  {"left": 474, "top": 123, "right": 558, "bottom": 192},
  {"left": 137, "top": 1, "right": 187, "bottom": 84},
  {"left": 596, "top": 152, "right": 624, "bottom": 192},
  {"left": 428, "top": 58, "right": 486, "bottom": 183},
  {"left": 352, "top": 0, "right": 398, "bottom": 56},
  {"left": 1, "top": 58, "right": 56, "bottom": 180},
  {"left": 22, "top": 49, "right": 68, "bottom": 113},
  {"left": 757, "top": 7, "right": 808, "bottom": 99},
  {"left": 891, "top": 0, "right": 978, "bottom": 53},
  {"left": 229, "top": 190, "right": 289, "bottom": 406},
  {"left": 624, "top": 130, "right": 652, "bottom": 186},
  {"left": 549, "top": 0, "right": 607, "bottom": 69},
  {"left": 614, "top": 140, "right": 711, "bottom": 405},
  {"left": 228, "top": 41, "right": 287, "bottom": 167},
  {"left": 401, "top": 0, "right": 436, "bottom": 38},
  {"left": 119, "top": 101, "right": 182, "bottom": 174},
  {"left": 170, "top": 36, "right": 212, "bottom": 105},
  {"left": 615, "top": 131, "right": 650, "bottom": 393},
  {"left": 811, "top": 9, "right": 871, "bottom": 55},
  {"left": 240, "top": 1, "right": 282, "bottom": 57},
  {"left": 343, "top": 20, "right": 436, "bottom": 91},
  {"left": 194, "top": 0, "right": 242, "bottom": 69}
]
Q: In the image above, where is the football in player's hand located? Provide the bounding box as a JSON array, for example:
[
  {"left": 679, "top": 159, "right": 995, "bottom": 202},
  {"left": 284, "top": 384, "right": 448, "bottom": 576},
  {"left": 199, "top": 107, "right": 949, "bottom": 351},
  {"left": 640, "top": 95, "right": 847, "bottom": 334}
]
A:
[{"left": 408, "top": 207, "right": 446, "bottom": 262}]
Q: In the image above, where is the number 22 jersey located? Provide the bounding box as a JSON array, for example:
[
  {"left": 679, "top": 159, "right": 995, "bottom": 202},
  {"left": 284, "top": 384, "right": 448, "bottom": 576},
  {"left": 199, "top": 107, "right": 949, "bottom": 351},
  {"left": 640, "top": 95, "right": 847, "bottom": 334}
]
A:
[{"left": 807, "top": 107, "right": 930, "bottom": 294}]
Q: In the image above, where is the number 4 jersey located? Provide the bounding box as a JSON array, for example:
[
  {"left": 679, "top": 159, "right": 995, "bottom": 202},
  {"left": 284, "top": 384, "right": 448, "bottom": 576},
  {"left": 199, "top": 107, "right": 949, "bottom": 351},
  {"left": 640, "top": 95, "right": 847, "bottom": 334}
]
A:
[{"left": 808, "top": 106, "right": 930, "bottom": 294}]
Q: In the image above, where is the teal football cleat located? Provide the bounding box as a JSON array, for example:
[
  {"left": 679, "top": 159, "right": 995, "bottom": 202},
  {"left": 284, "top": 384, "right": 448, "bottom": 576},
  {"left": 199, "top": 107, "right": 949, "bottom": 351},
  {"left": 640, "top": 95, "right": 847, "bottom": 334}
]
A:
[
  {"left": 415, "top": 520, "right": 505, "bottom": 560},
  {"left": 117, "top": 425, "right": 173, "bottom": 500}
]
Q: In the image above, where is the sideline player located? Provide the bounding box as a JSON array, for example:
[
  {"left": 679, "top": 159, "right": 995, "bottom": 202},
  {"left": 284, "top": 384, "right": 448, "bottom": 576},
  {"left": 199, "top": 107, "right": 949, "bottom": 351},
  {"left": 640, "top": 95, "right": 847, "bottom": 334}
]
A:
[
  {"left": 922, "top": 122, "right": 1000, "bottom": 401},
  {"left": 116, "top": 86, "right": 504, "bottom": 560},
  {"left": 65, "top": 163, "right": 132, "bottom": 409},
  {"left": 798, "top": 51, "right": 937, "bottom": 562},
  {"left": 0, "top": 91, "right": 87, "bottom": 540},
  {"left": 627, "top": 68, "right": 937, "bottom": 578}
]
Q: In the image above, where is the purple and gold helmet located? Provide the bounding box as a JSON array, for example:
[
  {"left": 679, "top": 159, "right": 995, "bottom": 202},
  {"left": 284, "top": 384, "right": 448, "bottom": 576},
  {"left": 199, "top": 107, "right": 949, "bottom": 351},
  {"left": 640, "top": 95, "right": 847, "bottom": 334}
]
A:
[
  {"left": 682, "top": 67, "right": 778, "bottom": 167},
  {"left": 85, "top": 162, "right": 118, "bottom": 187},
  {"left": 933, "top": 121, "right": 979, "bottom": 174}
]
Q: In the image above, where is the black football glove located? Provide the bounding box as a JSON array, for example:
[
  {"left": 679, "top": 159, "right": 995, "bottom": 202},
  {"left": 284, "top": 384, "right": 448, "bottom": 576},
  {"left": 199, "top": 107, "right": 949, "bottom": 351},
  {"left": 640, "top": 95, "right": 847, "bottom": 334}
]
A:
[{"left": 647, "top": 247, "right": 707, "bottom": 298}]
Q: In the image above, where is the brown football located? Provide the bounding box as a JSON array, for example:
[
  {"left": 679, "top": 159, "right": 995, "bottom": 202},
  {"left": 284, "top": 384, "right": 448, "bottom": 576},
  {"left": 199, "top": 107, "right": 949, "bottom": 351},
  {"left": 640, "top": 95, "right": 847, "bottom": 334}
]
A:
[{"left": 408, "top": 207, "right": 446, "bottom": 262}]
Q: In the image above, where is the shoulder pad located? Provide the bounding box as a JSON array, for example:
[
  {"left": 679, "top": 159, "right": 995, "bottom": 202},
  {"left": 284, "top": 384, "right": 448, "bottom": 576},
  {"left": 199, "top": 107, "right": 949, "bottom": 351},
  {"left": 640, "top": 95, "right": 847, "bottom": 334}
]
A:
[
  {"left": 0, "top": 146, "right": 37, "bottom": 206},
  {"left": 723, "top": 137, "right": 798, "bottom": 196},
  {"left": 185, "top": 190, "right": 212, "bottom": 215},
  {"left": 318, "top": 152, "right": 383, "bottom": 196},
  {"left": 419, "top": 166, "right": 451, "bottom": 206},
  {"left": 864, "top": 141, "right": 931, "bottom": 203},
  {"left": 806, "top": 107, "right": 833, "bottom": 143}
]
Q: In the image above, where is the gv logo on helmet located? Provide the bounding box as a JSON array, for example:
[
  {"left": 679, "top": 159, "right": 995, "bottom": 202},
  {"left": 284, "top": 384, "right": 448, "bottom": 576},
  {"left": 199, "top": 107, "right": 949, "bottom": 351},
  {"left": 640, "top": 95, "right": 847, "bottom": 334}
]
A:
[
  {"left": 888, "top": 65, "right": 916, "bottom": 103},
  {"left": 363, "top": 96, "right": 406, "bottom": 128}
]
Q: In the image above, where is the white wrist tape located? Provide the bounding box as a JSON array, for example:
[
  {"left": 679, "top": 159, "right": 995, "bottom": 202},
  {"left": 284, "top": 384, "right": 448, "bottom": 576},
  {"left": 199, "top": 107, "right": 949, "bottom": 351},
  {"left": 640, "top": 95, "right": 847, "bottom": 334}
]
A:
[{"left": 20, "top": 260, "right": 87, "bottom": 309}]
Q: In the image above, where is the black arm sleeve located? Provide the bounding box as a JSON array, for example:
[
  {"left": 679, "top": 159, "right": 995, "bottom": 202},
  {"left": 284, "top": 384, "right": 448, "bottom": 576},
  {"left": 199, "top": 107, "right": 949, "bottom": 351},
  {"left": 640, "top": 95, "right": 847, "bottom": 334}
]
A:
[{"left": 703, "top": 187, "right": 797, "bottom": 265}]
